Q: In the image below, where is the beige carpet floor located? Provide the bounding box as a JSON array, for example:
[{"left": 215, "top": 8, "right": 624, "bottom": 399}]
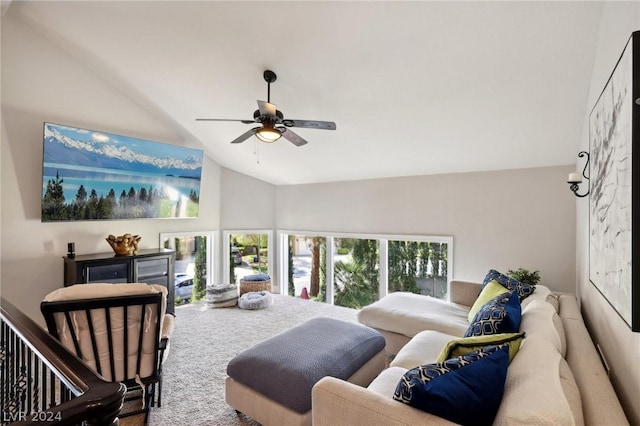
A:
[{"left": 147, "top": 294, "right": 360, "bottom": 425}]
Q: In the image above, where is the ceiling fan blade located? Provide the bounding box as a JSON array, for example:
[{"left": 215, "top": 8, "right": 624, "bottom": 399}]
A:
[
  {"left": 280, "top": 128, "right": 308, "bottom": 146},
  {"left": 196, "top": 118, "right": 256, "bottom": 124},
  {"left": 230, "top": 127, "right": 260, "bottom": 144},
  {"left": 282, "top": 119, "right": 336, "bottom": 130},
  {"left": 257, "top": 100, "right": 277, "bottom": 117}
]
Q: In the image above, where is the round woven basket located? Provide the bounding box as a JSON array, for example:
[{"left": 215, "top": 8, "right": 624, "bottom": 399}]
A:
[{"left": 239, "top": 278, "right": 271, "bottom": 296}]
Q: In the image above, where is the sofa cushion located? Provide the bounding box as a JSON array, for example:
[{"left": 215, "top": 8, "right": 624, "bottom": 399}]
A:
[
  {"left": 467, "top": 280, "right": 510, "bottom": 323},
  {"left": 367, "top": 366, "right": 409, "bottom": 397},
  {"left": 393, "top": 344, "right": 510, "bottom": 425},
  {"left": 494, "top": 337, "right": 584, "bottom": 425},
  {"left": 358, "top": 292, "right": 470, "bottom": 338},
  {"left": 545, "top": 293, "right": 560, "bottom": 312},
  {"left": 464, "top": 291, "right": 521, "bottom": 337},
  {"left": 520, "top": 284, "right": 551, "bottom": 311},
  {"left": 483, "top": 269, "right": 535, "bottom": 301},
  {"left": 436, "top": 332, "right": 525, "bottom": 363},
  {"left": 390, "top": 330, "right": 459, "bottom": 369},
  {"left": 520, "top": 299, "right": 566, "bottom": 357}
]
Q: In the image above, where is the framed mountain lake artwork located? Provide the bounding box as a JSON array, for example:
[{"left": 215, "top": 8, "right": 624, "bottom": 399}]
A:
[
  {"left": 41, "top": 122, "right": 204, "bottom": 222},
  {"left": 589, "top": 31, "right": 639, "bottom": 332}
]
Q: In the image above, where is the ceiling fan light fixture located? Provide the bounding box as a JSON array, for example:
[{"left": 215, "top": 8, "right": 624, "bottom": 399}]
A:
[{"left": 255, "top": 127, "right": 282, "bottom": 143}]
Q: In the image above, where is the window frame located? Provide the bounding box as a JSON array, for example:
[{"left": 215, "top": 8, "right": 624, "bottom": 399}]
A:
[
  {"left": 278, "top": 230, "right": 453, "bottom": 305},
  {"left": 159, "top": 230, "right": 217, "bottom": 289},
  {"left": 222, "top": 229, "right": 274, "bottom": 285}
]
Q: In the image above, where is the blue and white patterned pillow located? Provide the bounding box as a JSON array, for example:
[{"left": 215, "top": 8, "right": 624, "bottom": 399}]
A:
[
  {"left": 465, "top": 291, "right": 521, "bottom": 337},
  {"left": 483, "top": 269, "right": 535, "bottom": 301},
  {"left": 393, "top": 344, "right": 510, "bottom": 425}
]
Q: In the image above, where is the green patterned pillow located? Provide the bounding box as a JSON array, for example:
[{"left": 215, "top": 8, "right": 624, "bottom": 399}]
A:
[
  {"left": 468, "top": 280, "right": 510, "bottom": 322},
  {"left": 436, "top": 332, "right": 525, "bottom": 363}
]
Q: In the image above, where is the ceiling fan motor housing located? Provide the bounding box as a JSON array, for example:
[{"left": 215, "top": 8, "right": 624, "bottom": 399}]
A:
[{"left": 253, "top": 109, "right": 284, "bottom": 121}]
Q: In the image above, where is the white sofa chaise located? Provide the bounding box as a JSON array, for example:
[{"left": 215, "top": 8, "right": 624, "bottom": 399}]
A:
[
  {"left": 312, "top": 281, "right": 629, "bottom": 425},
  {"left": 356, "top": 281, "right": 480, "bottom": 356}
]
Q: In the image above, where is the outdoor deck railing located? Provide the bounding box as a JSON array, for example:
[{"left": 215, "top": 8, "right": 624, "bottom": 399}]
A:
[{"left": 0, "top": 297, "right": 125, "bottom": 425}]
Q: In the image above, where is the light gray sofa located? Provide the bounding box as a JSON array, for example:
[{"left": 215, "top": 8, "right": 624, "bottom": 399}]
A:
[{"left": 312, "top": 281, "right": 629, "bottom": 425}]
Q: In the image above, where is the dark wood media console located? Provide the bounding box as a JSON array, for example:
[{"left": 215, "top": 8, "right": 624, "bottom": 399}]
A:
[{"left": 63, "top": 248, "right": 176, "bottom": 314}]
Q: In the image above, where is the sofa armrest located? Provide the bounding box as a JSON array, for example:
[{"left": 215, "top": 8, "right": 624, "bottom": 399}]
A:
[
  {"left": 312, "top": 377, "right": 456, "bottom": 426},
  {"left": 448, "top": 280, "right": 481, "bottom": 307},
  {"left": 558, "top": 295, "right": 629, "bottom": 425}
]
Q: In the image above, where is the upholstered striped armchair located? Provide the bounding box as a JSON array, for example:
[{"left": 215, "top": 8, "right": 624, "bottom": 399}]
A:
[{"left": 41, "top": 283, "right": 175, "bottom": 424}]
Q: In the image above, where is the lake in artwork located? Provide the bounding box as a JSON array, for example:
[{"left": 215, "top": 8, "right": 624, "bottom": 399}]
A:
[{"left": 41, "top": 122, "right": 204, "bottom": 221}]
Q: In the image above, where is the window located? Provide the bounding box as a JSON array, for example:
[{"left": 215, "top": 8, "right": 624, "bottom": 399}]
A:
[
  {"left": 160, "top": 231, "right": 216, "bottom": 305},
  {"left": 388, "top": 239, "right": 449, "bottom": 298},
  {"left": 333, "top": 238, "right": 379, "bottom": 308},
  {"left": 223, "top": 230, "right": 273, "bottom": 286},
  {"left": 278, "top": 230, "right": 452, "bottom": 308},
  {"left": 286, "top": 235, "right": 327, "bottom": 299}
]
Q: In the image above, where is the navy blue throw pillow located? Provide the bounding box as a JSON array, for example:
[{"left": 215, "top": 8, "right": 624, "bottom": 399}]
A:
[
  {"left": 393, "top": 344, "right": 510, "bottom": 425},
  {"left": 464, "top": 291, "right": 521, "bottom": 337},
  {"left": 482, "top": 269, "right": 534, "bottom": 301}
]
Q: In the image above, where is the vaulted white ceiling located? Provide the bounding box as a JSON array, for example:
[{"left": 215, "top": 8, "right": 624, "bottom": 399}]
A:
[{"left": 6, "top": 1, "right": 603, "bottom": 185}]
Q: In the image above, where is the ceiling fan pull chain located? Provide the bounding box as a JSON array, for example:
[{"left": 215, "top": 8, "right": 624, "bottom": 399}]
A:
[{"left": 254, "top": 138, "right": 260, "bottom": 164}]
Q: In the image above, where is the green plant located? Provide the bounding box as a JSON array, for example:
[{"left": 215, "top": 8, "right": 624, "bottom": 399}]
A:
[
  {"left": 507, "top": 268, "right": 541, "bottom": 286},
  {"left": 287, "top": 236, "right": 295, "bottom": 296},
  {"left": 192, "top": 236, "right": 207, "bottom": 301}
]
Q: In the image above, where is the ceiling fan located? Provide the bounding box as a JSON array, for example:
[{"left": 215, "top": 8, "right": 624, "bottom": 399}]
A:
[{"left": 196, "top": 70, "right": 336, "bottom": 146}]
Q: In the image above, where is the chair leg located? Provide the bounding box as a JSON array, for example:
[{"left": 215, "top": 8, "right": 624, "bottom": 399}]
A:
[
  {"left": 156, "top": 345, "right": 165, "bottom": 408},
  {"left": 147, "top": 380, "right": 162, "bottom": 408},
  {"left": 157, "top": 378, "right": 163, "bottom": 407},
  {"left": 143, "top": 384, "right": 153, "bottom": 425},
  {"left": 149, "top": 382, "right": 156, "bottom": 408}
]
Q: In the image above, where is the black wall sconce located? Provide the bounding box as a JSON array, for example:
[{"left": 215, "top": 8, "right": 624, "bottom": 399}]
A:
[{"left": 567, "top": 151, "right": 590, "bottom": 198}]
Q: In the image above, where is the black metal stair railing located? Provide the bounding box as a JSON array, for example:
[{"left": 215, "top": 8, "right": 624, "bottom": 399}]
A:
[{"left": 0, "top": 297, "right": 125, "bottom": 425}]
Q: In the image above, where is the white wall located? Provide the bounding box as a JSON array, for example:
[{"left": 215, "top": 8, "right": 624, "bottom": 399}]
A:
[
  {"left": 220, "top": 168, "right": 276, "bottom": 230},
  {"left": 276, "top": 165, "right": 576, "bottom": 291},
  {"left": 0, "top": 10, "right": 221, "bottom": 322},
  {"left": 576, "top": 3, "right": 640, "bottom": 424}
]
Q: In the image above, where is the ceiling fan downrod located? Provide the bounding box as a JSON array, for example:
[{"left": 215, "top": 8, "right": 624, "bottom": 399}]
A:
[{"left": 263, "top": 70, "right": 277, "bottom": 103}]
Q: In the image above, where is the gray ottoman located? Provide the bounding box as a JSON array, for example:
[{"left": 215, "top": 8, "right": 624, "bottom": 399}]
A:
[{"left": 225, "top": 317, "right": 386, "bottom": 426}]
